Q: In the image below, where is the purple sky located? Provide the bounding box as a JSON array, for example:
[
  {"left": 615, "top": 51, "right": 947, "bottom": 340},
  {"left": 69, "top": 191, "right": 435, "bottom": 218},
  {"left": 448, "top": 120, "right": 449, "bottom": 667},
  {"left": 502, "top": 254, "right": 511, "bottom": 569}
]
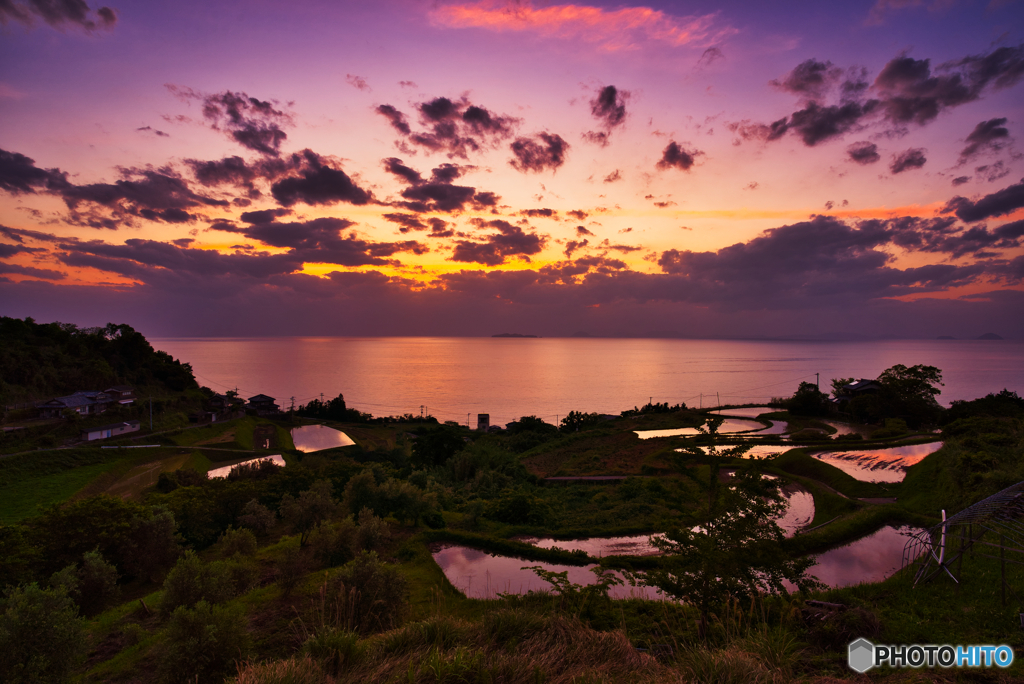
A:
[{"left": 1, "top": 0, "right": 1023, "bottom": 338}]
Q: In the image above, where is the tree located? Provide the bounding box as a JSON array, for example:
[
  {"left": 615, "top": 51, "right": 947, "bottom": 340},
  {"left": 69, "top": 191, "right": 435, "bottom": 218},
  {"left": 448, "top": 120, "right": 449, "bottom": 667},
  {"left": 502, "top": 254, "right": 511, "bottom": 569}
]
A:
[
  {"left": 161, "top": 601, "right": 249, "bottom": 684},
  {"left": 280, "top": 480, "right": 339, "bottom": 546},
  {"left": 788, "top": 381, "right": 830, "bottom": 416},
  {"left": 633, "top": 421, "right": 818, "bottom": 637},
  {"left": 0, "top": 583, "right": 86, "bottom": 684},
  {"left": 876, "top": 364, "right": 943, "bottom": 427},
  {"left": 410, "top": 428, "right": 465, "bottom": 468},
  {"left": 560, "top": 410, "right": 603, "bottom": 432}
]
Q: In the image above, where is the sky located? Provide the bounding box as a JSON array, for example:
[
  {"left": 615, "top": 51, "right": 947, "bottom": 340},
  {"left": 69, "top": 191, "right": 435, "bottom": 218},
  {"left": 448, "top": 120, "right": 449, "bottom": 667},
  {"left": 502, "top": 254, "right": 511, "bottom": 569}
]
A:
[{"left": 1, "top": 0, "right": 1023, "bottom": 339}]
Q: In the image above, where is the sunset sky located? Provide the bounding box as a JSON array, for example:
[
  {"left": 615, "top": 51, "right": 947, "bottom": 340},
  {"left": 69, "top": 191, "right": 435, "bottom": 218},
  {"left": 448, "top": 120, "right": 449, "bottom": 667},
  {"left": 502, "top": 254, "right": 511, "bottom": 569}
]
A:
[{"left": 1, "top": 0, "right": 1023, "bottom": 339}]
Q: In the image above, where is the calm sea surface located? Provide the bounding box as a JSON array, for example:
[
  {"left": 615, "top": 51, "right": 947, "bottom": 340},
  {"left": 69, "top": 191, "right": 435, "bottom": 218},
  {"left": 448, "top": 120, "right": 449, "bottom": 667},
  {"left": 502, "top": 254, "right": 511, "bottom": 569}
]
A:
[{"left": 150, "top": 337, "right": 1024, "bottom": 427}]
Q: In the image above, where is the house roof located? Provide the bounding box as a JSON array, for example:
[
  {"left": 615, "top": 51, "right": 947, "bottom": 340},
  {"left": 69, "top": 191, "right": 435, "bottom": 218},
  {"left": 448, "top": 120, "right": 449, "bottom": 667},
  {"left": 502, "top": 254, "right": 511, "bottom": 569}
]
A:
[
  {"left": 248, "top": 394, "right": 276, "bottom": 402},
  {"left": 845, "top": 379, "right": 881, "bottom": 392},
  {"left": 84, "top": 420, "right": 140, "bottom": 432}
]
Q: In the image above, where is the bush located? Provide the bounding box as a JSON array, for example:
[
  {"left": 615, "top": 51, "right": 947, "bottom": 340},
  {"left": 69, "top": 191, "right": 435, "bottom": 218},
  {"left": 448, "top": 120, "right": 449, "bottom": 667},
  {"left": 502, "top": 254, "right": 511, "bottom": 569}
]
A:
[
  {"left": 301, "top": 628, "right": 362, "bottom": 677},
  {"left": 334, "top": 552, "right": 407, "bottom": 634},
  {"left": 78, "top": 550, "right": 120, "bottom": 617},
  {"left": 238, "top": 499, "right": 276, "bottom": 536},
  {"left": 161, "top": 601, "right": 249, "bottom": 684},
  {"left": 0, "top": 583, "right": 85, "bottom": 684},
  {"left": 309, "top": 519, "right": 357, "bottom": 568},
  {"left": 354, "top": 508, "right": 391, "bottom": 553},
  {"left": 160, "top": 551, "right": 234, "bottom": 615},
  {"left": 219, "top": 527, "right": 258, "bottom": 558},
  {"left": 280, "top": 481, "right": 339, "bottom": 546}
]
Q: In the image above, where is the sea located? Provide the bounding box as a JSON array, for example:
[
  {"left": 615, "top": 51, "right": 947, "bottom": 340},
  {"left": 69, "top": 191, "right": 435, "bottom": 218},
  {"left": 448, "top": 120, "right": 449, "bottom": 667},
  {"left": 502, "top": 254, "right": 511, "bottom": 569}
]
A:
[{"left": 149, "top": 337, "right": 1024, "bottom": 428}]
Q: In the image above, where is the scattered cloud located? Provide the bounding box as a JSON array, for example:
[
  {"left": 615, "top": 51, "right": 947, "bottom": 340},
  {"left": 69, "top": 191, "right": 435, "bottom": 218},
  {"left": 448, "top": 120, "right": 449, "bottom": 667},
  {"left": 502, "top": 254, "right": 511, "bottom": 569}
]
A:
[
  {"left": 890, "top": 148, "right": 927, "bottom": 174},
  {"left": 136, "top": 126, "right": 169, "bottom": 138},
  {"left": 510, "top": 132, "right": 569, "bottom": 173},
  {"left": 847, "top": 141, "right": 881, "bottom": 164},
  {"left": 0, "top": 0, "right": 116, "bottom": 32},
  {"left": 346, "top": 74, "right": 371, "bottom": 91},
  {"left": 583, "top": 85, "right": 628, "bottom": 146},
  {"left": 270, "top": 150, "right": 372, "bottom": 207},
  {"left": 943, "top": 177, "right": 1024, "bottom": 221},
  {"left": 959, "top": 117, "right": 1011, "bottom": 162},
  {"left": 451, "top": 219, "right": 546, "bottom": 265},
  {"left": 656, "top": 141, "right": 702, "bottom": 171},
  {"left": 167, "top": 86, "right": 293, "bottom": 156},
  {"left": 376, "top": 96, "right": 519, "bottom": 159}
]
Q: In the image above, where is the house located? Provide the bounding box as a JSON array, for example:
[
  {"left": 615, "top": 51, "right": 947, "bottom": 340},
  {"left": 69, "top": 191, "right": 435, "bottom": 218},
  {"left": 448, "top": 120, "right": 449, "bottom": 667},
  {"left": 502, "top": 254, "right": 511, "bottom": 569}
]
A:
[
  {"left": 81, "top": 420, "right": 141, "bottom": 441},
  {"left": 831, "top": 378, "right": 883, "bottom": 411},
  {"left": 37, "top": 386, "right": 136, "bottom": 419},
  {"left": 248, "top": 394, "right": 281, "bottom": 416}
]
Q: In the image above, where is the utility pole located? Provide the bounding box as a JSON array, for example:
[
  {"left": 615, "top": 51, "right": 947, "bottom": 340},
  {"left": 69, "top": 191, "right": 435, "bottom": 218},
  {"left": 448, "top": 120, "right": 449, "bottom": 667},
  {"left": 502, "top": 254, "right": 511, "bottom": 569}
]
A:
[
  {"left": 467, "top": 412, "right": 470, "bottom": 428},
  {"left": 699, "top": 393, "right": 702, "bottom": 409},
  {"left": 816, "top": 373, "right": 820, "bottom": 390},
  {"left": 717, "top": 392, "right": 720, "bottom": 408},
  {"left": 290, "top": 396, "right": 295, "bottom": 413}
]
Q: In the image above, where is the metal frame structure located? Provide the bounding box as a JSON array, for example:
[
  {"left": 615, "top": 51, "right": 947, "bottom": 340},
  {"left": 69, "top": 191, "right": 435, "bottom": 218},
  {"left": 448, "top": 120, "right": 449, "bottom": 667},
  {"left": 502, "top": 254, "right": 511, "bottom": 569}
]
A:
[{"left": 902, "top": 481, "right": 1024, "bottom": 606}]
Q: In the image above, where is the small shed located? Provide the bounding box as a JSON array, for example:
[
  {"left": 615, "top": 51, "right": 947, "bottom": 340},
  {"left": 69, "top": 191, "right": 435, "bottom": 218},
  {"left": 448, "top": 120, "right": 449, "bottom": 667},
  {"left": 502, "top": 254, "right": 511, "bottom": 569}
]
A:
[{"left": 81, "top": 420, "right": 141, "bottom": 442}]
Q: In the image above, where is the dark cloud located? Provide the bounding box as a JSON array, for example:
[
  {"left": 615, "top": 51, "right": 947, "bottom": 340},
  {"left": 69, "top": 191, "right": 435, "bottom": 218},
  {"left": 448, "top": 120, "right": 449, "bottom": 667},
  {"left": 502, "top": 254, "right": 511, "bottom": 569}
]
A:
[
  {"left": 889, "top": 148, "right": 927, "bottom": 174},
  {"left": 382, "top": 213, "right": 427, "bottom": 233},
  {"left": 564, "top": 239, "right": 588, "bottom": 258},
  {"left": 655, "top": 215, "right": 993, "bottom": 310},
  {"left": 240, "top": 208, "right": 291, "bottom": 224},
  {"left": 509, "top": 133, "right": 569, "bottom": 173},
  {"left": 976, "top": 161, "right": 1011, "bottom": 183},
  {"left": 136, "top": 126, "right": 169, "bottom": 137},
  {"left": 376, "top": 105, "right": 411, "bottom": 136},
  {"left": 590, "top": 85, "right": 628, "bottom": 129},
  {"left": 995, "top": 219, "right": 1024, "bottom": 240},
  {"left": 520, "top": 208, "right": 556, "bottom": 218},
  {"left": 0, "top": 242, "right": 39, "bottom": 258},
  {"left": 211, "top": 216, "right": 426, "bottom": 265},
  {"left": 581, "top": 131, "right": 610, "bottom": 147},
  {"left": 429, "top": 163, "right": 473, "bottom": 184},
  {"left": 601, "top": 240, "right": 642, "bottom": 253},
  {"left": 952, "top": 176, "right": 971, "bottom": 186},
  {"left": 943, "top": 177, "right": 1024, "bottom": 222},
  {"left": 847, "top": 141, "right": 880, "bottom": 165},
  {"left": 0, "top": 261, "right": 66, "bottom": 279},
  {"left": 739, "top": 45, "right": 1024, "bottom": 148},
  {"left": 377, "top": 97, "right": 518, "bottom": 159},
  {"left": 576, "top": 226, "right": 594, "bottom": 237},
  {"left": 874, "top": 46, "right": 1024, "bottom": 126},
  {"left": 960, "top": 118, "right": 1011, "bottom": 161},
  {"left": 770, "top": 59, "right": 843, "bottom": 100},
  {"left": 382, "top": 157, "right": 424, "bottom": 185},
  {"left": 567, "top": 210, "right": 589, "bottom": 221},
  {"left": 656, "top": 142, "right": 702, "bottom": 171},
  {"left": 168, "top": 86, "right": 292, "bottom": 156},
  {"left": 271, "top": 150, "right": 372, "bottom": 207},
  {"left": 0, "top": 149, "right": 70, "bottom": 194},
  {"left": 603, "top": 170, "right": 622, "bottom": 183},
  {"left": 0, "top": 0, "right": 116, "bottom": 31},
  {"left": 879, "top": 215, "right": 1022, "bottom": 258},
  {"left": 450, "top": 220, "right": 546, "bottom": 266},
  {"left": 399, "top": 183, "right": 479, "bottom": 213},
  {"left": 696, "top": 47, "right": 724, "bottom": 69}
]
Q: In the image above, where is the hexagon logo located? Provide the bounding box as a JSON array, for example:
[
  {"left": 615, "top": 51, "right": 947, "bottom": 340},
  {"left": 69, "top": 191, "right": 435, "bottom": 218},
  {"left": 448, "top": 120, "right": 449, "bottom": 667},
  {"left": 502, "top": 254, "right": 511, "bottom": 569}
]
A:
[{"left": 848, "top": 638, "right": 875, "bottom": 673}]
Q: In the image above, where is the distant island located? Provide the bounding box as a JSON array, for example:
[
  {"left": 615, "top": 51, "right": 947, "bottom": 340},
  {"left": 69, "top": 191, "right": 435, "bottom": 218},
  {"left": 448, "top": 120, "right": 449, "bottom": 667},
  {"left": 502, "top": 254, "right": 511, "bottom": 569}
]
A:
[
  {"left": 491, "top": 333, "right": 539, "bottom": 338},
  {"left": 978, "top": 332, "right": 1004, "bottom": 340}
]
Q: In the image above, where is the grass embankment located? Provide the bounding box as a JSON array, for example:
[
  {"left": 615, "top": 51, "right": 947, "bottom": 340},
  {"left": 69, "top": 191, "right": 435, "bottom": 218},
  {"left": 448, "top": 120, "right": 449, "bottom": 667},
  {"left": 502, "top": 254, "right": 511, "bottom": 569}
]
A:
[{"left": 770, "top": 449, "right": 893, "bottom": 499}]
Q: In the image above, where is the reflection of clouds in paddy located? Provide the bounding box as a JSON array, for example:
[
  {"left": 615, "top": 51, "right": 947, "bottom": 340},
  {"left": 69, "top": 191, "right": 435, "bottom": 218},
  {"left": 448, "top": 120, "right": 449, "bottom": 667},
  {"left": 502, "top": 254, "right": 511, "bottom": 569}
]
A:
[
  {"left": 291, "top": 424, "right": 355, "bottom": 452},
  {"left": 813, "top": 443, "right": 943, "bottom": 483},
  {"left": 431, "top": 545, "right": 662, "bottom": 599},
  {"left": 776, "top": 485, "right": 814, "bottom": 536},
  {"left": 803, "top": 526, "right": 923, "bottom": 588},
  {"left": 636, "top": 418, "right": 766, "bottom": 439},
  {"left": 207, "top": 454, "right": 285, "bottom": 479},
  {"left": 520, "top": 535, "right": 664, "bottom": 557}
]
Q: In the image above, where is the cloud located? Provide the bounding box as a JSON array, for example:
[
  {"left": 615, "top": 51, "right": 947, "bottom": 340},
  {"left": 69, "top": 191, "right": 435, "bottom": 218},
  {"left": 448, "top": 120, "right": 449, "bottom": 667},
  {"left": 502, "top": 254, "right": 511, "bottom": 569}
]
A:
[
  {"left": 450, "top": 219, "right": 546, "bottom": 265},
  {"left": 509, "top": 132, "right": 569, "bottom": 173},
  {"left": 656, "top": 141, "right": 702, "bottom": 170},
  {"left": 346, "top": 74, "right": 371, "bottom": 91},
  {"left": 382, "top": 157, "right": 424, "bottom": 185},
  {"left": 378, "top": 97, "right": 519, "bottom": 159},
  {"left": 889, "top": 148, "right": 927, "bottom": 174},
  {"left": 564, "top": 239, "right": 588, "bottom": 257},
  {"left": 959, "top": 117, "right": 1011, "bottom": 162},
  {"left": 429, "top": 1, "right": 734, "bottom": 52},
  {"left": 212, "top": 216, "right": 427, "bottom": 265},
  {"left": 770, "top": 59, "right": 843, "bottom": 101},
  {"left": 655, "top": 215, "right": 993, "bottom": 310},
  {"left": 976, "top": 161, "right": 1011, "bottom": 183},
  {"left": 847, "top": 141, "right": 880, "bottom": 165},
  {"left": 696, "top": 47, "right": 724, "bottom": 69},
  {"left": 592, "top": 85, "right": 628, "bottom": 127},
  {"left": 567, "top": 210, "right": 588, "bottom": 221},
  {"left": 0, "top": 148, "right": 70, "bottom": 194},
  {"left": 520, "top": 208, "right": 556, "bottom": 218},
  {"left": 576, "top": 226, "right": 594, "bottom": 236},
  {"left": 874, "top": 46, "right": 1024, "bottom": 126},
  {"left": 136, "top": 126, "right": 169, "bottom": 138},
  {"left": 943, "top": 177, "right": 1024, "bottom": 222},
  {"left": 270, "top": 150, "right": 372, "bottom": 207},
  {"left": 952, "top": 176, "right": 971, "bottom": 186},
  {"left": 376, "top": 104, "right": 412, "bottom": 136},
  {"left": 0, "top": 0, "right": 116, "bottom": 32},
  {"left": 603, "top": 170, "right": 622, "bottom": 183},
  {"left": 738, "top": 45, "right": 1024, "bottom": 148},
  {"left": 167, "top": 86, "right": 293, "bottom": 156},
  {"left": 0, "top": 261, "right": 66, "bottom": 280}
]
